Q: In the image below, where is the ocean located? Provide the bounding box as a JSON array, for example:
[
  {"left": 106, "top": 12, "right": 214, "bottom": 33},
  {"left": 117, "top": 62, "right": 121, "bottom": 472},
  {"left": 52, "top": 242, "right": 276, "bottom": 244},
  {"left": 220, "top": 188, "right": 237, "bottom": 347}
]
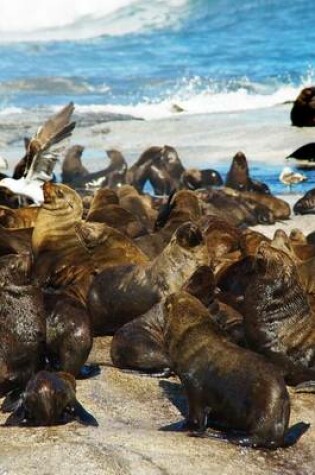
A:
[{"left": 0, "top": 0, "right": 315, "bottom": 195}]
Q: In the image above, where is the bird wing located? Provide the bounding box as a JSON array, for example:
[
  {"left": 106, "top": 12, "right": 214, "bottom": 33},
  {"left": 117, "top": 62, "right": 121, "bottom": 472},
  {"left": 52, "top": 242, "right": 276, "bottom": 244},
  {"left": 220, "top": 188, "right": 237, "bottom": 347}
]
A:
[{"left": 25, "top": 103, "right": 76, "bottom": 182}]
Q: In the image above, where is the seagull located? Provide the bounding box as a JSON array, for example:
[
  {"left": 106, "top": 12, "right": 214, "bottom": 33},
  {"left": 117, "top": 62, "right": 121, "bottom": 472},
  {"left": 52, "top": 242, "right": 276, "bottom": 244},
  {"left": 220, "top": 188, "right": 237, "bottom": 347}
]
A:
[
  {"left": 279, "top": 166, "right": 308, "bottom": 192},
  {"left": 0, "top": 103, "right": 76, "bottom": 204}
]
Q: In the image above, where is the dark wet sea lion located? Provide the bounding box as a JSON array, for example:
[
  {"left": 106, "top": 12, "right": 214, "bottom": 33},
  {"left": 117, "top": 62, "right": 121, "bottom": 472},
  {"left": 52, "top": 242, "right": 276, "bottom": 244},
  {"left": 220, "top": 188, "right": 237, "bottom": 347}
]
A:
[
  {"left": 0, "top": 254, "right": 46, "bottom": 396},
  {"left": 163, "top": 291, "right": 308, "bottom": 448},
  {"left": 225, "top": 151, "right": 270, "bottom": 194},
  {"left": 88, "top": 222, "right": 209, "bottom": 335},
  {"left": 290, "top": 87, "right": 315, "bottom": 127},
  {"left": 294, "top": 188, "right": 315, "bottom": 215},
  {"left": 100, "top": 149, "right": 127, "bottom": 188},
  {"left": 244, "top": 242, "right": 315, "bottom": 386},
  {"left": 44, "top": 292, "right": 94, "bottom": 378},
  {"left": 5, "top": 371, "right": 98, "bottom": 427},
  {"left": 286, "top": 142, "right": 315, "bottom": 162},
  {"left": 154, "top": 190, "right": 202, "bottom": 232},
  {"left": 62, "top": 145, "right": 89, "bottom": 185}
]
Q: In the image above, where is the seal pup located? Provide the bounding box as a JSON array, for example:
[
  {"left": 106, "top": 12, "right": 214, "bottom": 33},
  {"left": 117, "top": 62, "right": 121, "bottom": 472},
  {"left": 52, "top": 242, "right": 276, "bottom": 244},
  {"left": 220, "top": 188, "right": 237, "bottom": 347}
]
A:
[
  {"left": 88, "top": 222, "right": 209, "bottom": 335},
  {"left": 290, "top": 87, "right": 315, "bottom": 127},
  {"left": 163, "top": 291, "right": 309, "bottom": 448},
  {"left": 244, "top": 242, "right": 315, "bottom": 387},
  {"left": 5, "top": 371, "right": 98, "bottom": 427}
]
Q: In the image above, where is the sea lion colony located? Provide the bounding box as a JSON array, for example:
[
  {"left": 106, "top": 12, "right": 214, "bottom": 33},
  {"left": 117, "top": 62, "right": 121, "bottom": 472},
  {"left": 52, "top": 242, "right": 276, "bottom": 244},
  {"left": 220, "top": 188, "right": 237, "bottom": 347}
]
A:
[{"left": 0, "top": 103, "right": 313, "bottom": 449}]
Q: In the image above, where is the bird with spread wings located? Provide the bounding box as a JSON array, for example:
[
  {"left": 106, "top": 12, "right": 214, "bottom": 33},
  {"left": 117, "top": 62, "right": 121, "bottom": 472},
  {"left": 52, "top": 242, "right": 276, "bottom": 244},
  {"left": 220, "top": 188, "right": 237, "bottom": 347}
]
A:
[{"left": 0, "top": 102, "right": 76, "bottom": 204}]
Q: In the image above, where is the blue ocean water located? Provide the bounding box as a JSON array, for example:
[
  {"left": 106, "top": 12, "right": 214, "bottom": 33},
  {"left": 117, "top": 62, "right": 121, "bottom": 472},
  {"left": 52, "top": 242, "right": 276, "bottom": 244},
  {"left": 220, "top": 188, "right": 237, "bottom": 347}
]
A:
[{"left": 0, "top": 0, "right": 314, "bottom": 118}]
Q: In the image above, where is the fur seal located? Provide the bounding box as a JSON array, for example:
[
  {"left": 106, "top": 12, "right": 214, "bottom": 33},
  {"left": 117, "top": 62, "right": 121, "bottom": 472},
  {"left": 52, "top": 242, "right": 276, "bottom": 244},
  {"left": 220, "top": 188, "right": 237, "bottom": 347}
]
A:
[
  {"left": 111, "top": 265, "right": 245, "bottom": 373},
  {"left": 88, "top": 222, "right": 209, "bottom": 335},
  {"left": 244, "top": 242, "right": 315, "bottom": 386},
  {"left": 0, "top": 205, "right": 39, "bottom": 228},
  {"left": 225, "top": 151, "right": 270, "bottom": 194},
  {"left": 0, "top": 226, "right": 33, "bottom": 257},
  {"left": 0, "top": 253, "right": 46, "bottom": 396},
  {"left": 294, "top": 188, "right": 315, "bottom": 215},
  {"left": 32, "top": 183, "right": 148, "bottom": 302},
  {"left": 4, "top": 371, "right": 98, "bottom": 427},
  {"left": 290, "top": 87, "right": 315, "bottom": 127},
  {"left": 163, "top": 291, "right": 309, "bottom": 448},
  {"left": 180, "top": 168, "right": 223, "bottom": 190},
  {"left": 44, "top": 292, "right": 95, "bottom": 378},
  {"left": 62, "top": 145, "right": 89, "bottom": 185}
]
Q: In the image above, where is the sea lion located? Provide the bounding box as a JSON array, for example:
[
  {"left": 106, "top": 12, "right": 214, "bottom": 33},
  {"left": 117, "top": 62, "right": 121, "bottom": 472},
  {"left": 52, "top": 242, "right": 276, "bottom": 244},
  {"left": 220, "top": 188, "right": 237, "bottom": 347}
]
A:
[
  {"left": 44, "top": 292, "right": 95, "bottom": 378},
  {"left": 111, "top": 265, "right": 245, "bottom": 373},
  {"left": 100, "top": 149, "right": 127, "bottom": 189},
  {"left": 180, "top": 168, "right": 223, "bottom": 190},
  {"left": 244, "top": 242, "right": 315, "bottom": 386},
  {"left": 86, "top": 188, "right": 147, "bottom": 238},
  {"left": 286, "top": 143, "right": 315, "bottom": 165},
  {"left": 62, "top": 145, "right": 89, "bottom": 185},
  {"left": 163, "top": 291, "right": 308, "bottom": 448},
  {"left": 225, "top": 151, "right": 270, "bottom": 194},
  {"left": 0, "top": 205, "right": 39, "bottom": 228},
  {"left": 88, "top": 222, "right": 209, "bottom": 335},
  {"left": 0, "top": 226, "right": 33, "bottom": 257},
  {"left": 4, "top": 371, "right": 98, "bottom": 426},
  {"left": 117, "top": 185, "right": 157, "bottom": 232},
  {"left": 294, "top": 188, "right": 315, "bottom": 214},
  {"left": 0, "top": 253, "right": 46, "bottom": 396},
  {"left": 32, "top": 182, "right": 148, "bottom": 302},
  {"left": 290, "top": 87, "right": 315, "bottom": 127}
]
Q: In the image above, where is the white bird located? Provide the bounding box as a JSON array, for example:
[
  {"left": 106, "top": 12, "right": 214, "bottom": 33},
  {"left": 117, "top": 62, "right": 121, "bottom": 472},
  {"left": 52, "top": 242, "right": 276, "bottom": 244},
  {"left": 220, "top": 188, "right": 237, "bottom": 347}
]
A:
[
  {"left": 0, "top": 103, "right": 75, "bottom": 204},
  {"left": 279, "top": 166, "right": 308, "bottom": 192}
]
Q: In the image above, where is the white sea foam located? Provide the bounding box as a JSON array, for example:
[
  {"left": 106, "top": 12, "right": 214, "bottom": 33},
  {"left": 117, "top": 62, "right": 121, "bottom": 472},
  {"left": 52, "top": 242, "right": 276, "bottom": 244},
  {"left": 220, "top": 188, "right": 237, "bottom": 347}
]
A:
[{"left": 0, "top": 0, "right": 189, "bottom": 42}]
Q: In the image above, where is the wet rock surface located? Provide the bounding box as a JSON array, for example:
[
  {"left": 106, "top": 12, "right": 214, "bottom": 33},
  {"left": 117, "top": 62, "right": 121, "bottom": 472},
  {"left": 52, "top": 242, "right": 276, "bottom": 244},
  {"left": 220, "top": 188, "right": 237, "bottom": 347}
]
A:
[{"left": 0, "top": 337, "right": 314, "bottom": 475}]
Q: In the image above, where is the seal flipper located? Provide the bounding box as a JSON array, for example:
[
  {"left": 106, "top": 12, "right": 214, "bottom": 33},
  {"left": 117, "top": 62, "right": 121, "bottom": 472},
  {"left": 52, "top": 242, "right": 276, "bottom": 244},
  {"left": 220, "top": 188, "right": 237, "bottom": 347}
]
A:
[
  {"left": 295, "top": 380, "right": 315, "bottom": 393},
  {"left": 72, "top": 400, "right": 98, "bottom": 427},
  {"left": 284, "top": 422, "right": 310, "bottom": 447},
  {"left": 77, "top": 364, "right": 101, "bottom": 380},
  {"left": 4, "top": 403, "right": 26, "bottom": 426},
  {"left": 1, "top": 388, "right": 23, "bottom": 413}
]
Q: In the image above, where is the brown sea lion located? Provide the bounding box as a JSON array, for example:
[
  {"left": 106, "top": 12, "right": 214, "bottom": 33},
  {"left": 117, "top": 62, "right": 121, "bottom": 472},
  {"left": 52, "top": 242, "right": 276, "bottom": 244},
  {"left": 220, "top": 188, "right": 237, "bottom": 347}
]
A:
[
  {"left": 32, "top": 182, "right": 148, "bottom": 302},
  {"left": 289, "top": 228, "right": 307, "bottom": 244},
  {"left": 290, "top": 87, "right": 315, "bottom": 127},
  {"left": 238, "top": 190, "right": 290, "bottom": 220},
  {"left": 4, "top": 371, "right": 98, "bottom": 426},
  {"left": 244, "top": 242, "right": 315, "bottom": 387},
  {"left": 118, "top": 185, "right": 157, "bottom": 232},
  {"left": 100, "top": 149, "right": 127, "bottom": 188},
  {"left": 271, "top": 228, "right": 315, "bottom": 262},
  {"left": 111, "top": 265, "right": 245, "bottom": 373},
  {"left": 86, "top": 188, "right": 147, "bottom": 238},
  {"left": 0, "top": 205, "right": 39, "bottom": 228},
  {"left": 0, "top": 253, "right": 46, "bottom": 396},
  {"left": 88, "top": 222, "right": 209, "bottom": 335},
  {"left": 225, "top": 151, "right": 270, "bottom": 194},
  {"left": 163, "top": 291, "right": 309, "bottom": 448},
  {"left": 62, "top": 145, "right": 89, "bottom": 185},
  {"left": 294, "top": 188, "right": 315, "bottom": 214}
]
